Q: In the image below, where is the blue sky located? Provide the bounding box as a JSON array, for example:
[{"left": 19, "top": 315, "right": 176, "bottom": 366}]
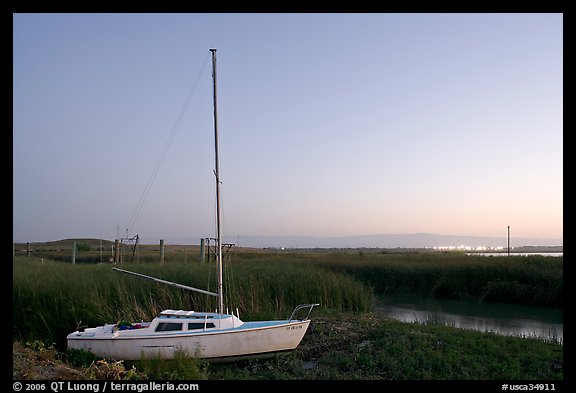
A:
[{"left": 13, "top": 13, "right": 563, "bottom": 245}]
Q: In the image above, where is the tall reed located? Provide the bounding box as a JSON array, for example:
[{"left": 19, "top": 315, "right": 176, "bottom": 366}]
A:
[
  {"left": 302, "top": 252, "right": 563, "bottom": 307},
  {"left": 12, "top": 256, "right": 373, "bottom": 349}
]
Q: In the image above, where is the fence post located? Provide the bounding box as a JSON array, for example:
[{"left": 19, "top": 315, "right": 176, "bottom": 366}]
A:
[
  {"left": 199, "top": 238, "right": 205, "bottom": 263},
  {"left": 160, "top": 239, "right": 165, "bottom": 264},
  {"left": 114, "top": 239, "right": 120, "bottom": 264},
  {"left": 71, "top": 241, "right": 76, "bottom": 264}
]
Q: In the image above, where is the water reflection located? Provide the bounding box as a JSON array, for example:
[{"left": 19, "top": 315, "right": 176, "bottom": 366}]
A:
[{"left": 374, "top": 294, "right": 563, "bottom": 344}]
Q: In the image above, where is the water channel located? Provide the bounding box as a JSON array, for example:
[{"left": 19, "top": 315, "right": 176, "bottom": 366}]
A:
[{"left": 374, "top": 294, "right": 563, "bottom": 344}]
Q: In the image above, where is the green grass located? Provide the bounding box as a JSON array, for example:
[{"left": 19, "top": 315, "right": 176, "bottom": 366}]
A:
[
  {"left": 295, "top": 251, "right": 563, "bottom": 307},
  {"left": 16, "top": 242, "right": 563, "bottom": 307},
  {"left": 12, "top": 256, "right": 373, "bottom": 349},
  {"left": 12, "top": 249, "right": 563, "bottom": 380}
]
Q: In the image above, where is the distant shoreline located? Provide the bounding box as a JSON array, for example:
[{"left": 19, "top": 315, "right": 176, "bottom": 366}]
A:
[
  {"left": 13, "top": 239, "right": 562, "bottom": 253},
  {"left": 14, "top": 233, "right": 563, "bottom": 252}
]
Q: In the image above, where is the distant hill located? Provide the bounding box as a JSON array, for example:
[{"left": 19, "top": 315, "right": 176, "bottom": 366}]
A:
[{"left": 13, "top": 238, "right": 115, "bottom": 251}]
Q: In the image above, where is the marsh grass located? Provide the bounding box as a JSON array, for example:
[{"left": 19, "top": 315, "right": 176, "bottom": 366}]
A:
[
  {"left": 12, "top": 250, "right": 562, "bottom": 349},
  {"left": 12, "top": 249, "right": 563, "bottom": 380},
  {"left": 301, "top": 251, "right": 563, "bottom": 307},
  {"left": 12, "top": 255, "right": 373, "bottom": 348}
]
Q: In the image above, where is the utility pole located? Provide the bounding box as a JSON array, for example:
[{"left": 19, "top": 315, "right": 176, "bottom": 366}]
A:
[{"left": 507, "top": 226, "right": 510, "bottom": 256}]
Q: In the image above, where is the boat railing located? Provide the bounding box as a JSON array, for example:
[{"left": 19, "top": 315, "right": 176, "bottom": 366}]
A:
[{"left": 288, "top": 303, "right": 320, "bottom": 322}]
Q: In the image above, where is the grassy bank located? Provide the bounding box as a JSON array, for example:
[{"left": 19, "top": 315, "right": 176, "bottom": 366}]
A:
[
  {"left": 16, "top": 313, "right": 563, "bottom": 380},
  {"left": 205, "top": 313, "right": 563, "bottom": 380}
]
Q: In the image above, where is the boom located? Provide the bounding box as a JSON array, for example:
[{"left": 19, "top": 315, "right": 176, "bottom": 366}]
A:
[{"left": 112, "top": 267, "right": 219, "bottom": 298}]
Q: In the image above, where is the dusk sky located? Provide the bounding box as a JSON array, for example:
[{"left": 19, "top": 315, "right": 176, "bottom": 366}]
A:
[{"left": 13, "top": 13, "right": 563, "bottom": 246}]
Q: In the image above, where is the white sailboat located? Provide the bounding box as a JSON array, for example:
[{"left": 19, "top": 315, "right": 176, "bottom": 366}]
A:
[{"left": 66, "top": 48, "right": 318, "bottom": 361}]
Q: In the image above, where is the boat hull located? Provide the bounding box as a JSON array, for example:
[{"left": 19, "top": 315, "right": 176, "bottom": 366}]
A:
[{"left": 67, "top": 319, "right": 310, "bottom": 360}]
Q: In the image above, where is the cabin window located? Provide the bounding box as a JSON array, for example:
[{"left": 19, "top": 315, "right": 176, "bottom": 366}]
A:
[
  {"left": 188, "top": 322, "right": 215, "bottom": 330},
  {"left": 155, "top": 322, "right": 183, "bottom": 332}
]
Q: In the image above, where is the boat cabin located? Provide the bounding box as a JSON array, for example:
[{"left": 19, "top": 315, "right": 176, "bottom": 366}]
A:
[
  {"left": 69, "top": 309, "right": 245, "bottom": 339},
  {"left": 153, "top": 309, "right": 244, "bottom": 332}
]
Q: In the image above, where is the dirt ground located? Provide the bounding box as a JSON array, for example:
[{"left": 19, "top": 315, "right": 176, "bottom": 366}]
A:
[{"left": 13, "top": 342, "right": 85, "bottom": 380}]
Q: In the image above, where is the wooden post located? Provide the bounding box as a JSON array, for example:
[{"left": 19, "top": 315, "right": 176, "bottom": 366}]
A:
[
  {"left": 71, "top": 241, "right": 76, "bottom": 264},
  {"left": 114, "top": 239, "right": 120, "bottom": 264},
  {"left": 199, "top": 238, "right": 205, "bottom": 263},
  {"left": 160, "top": 239, "right": 165, "bottom": 264},
  {"left": 26, "top": 242, "right": 31, "bottom": 258}
]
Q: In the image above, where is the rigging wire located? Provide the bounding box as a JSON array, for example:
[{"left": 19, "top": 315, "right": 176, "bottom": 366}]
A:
[{"left": 126, "top": 52, "right": 212, "bottom": 236}]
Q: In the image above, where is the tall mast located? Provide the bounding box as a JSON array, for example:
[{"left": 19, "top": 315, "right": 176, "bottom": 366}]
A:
[{"left": 210, "top": 48, "right": 224, "bottom": 315}]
